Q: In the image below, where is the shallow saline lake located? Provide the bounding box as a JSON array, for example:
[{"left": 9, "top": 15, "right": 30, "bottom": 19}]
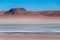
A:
[{"left": 0, "top": 24, "right": 60, "bottom": 35}]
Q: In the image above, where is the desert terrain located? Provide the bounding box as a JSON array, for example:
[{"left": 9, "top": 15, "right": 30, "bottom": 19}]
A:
[
  {"left": 0, "top": 8, "right": 60, "bottom": 40},
  {"left": 0, "top": 8, "right": 60, "bottom": 24},
  {"left": 0, "top": 8, "right": 60, "bottom": 19},
  {"left": 0, "top": 34, "right": 60, "bottom": 40}
]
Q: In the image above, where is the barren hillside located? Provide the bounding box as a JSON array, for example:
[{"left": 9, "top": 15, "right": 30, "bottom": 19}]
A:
[{"left": 0, "top": 8, "right": 60, "bottom": 19}]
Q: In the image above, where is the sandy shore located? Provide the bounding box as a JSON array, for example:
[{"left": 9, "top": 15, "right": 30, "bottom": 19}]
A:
[
  {"left": 0, "top": 15, "right": 60, "bottom": 19},
  {"left": 0, "top": 34, "right": 60, "bottom": 40},
  {"left": 0, "top": 18, "right": 60, "bottom": 24},
  {"left": 0, "top": 15, "right": 60, "bottom": 24}
]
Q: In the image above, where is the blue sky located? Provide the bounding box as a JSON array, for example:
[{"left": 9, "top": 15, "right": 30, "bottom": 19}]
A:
[{"left": 0, "top": 0, "right": 60, "bottom": 11}]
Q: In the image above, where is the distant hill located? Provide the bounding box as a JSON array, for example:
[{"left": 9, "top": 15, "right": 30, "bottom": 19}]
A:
[{"left": 0, "top": 8, "right": 60, "bottom": 16}]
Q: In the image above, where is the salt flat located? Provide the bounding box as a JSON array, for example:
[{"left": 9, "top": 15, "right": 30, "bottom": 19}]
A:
[{"left": 0, "top": 18, "right": 60, "bottom": 24}]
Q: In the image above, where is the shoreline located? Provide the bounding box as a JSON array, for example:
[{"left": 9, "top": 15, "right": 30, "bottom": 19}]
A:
[
  {"left": 0, "top": 32, "right": 60, "bottom": 35},
  {"left": 0, "top": 34, "right": 60, "bottom": 40},
  {"left": 0, "top": 17, "right": 60, "bottom": 24}
]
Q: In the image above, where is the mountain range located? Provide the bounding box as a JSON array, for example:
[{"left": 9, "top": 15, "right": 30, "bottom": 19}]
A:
[{"left": 0, "top": 8, "right": 60, "bottom": 17}]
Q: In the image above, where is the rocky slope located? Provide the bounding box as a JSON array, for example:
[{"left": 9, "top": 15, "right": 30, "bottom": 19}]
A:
[{"left": 0, "top": 8, "right": 60, "bottom": 16}]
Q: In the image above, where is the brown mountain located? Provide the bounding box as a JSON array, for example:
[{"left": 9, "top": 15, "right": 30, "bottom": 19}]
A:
[{"left": 0, "top": 8, "right": 60, "bottom": 17}]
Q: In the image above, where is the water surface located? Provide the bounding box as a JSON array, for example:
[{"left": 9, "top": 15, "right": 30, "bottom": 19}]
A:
[{"left": 0, "top": 24, "right": 60, "bottom": 35}]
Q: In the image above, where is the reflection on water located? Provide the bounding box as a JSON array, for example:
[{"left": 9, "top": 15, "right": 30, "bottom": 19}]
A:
[
  {"left": 0, "top": 24, "right": 60, "bottom": 35},
  {"left": 0, "top": 24, "right": 60, "bottom": 32}
]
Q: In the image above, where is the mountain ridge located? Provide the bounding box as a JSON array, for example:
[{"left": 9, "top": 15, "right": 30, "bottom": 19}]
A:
[{"left": 0, "top": 8, "right": 60, "bottom": 17}]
